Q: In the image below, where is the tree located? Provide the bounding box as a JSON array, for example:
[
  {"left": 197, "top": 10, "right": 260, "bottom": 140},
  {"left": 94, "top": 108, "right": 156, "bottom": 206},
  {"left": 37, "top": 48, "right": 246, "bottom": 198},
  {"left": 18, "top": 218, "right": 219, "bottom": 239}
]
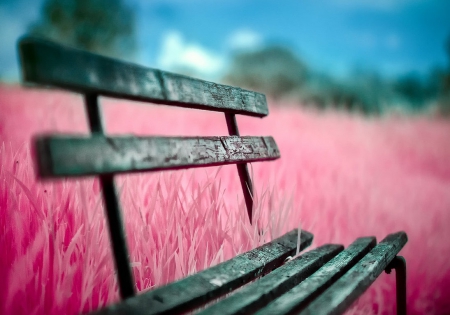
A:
[
  {"left": 28, "top": 0, "right": 136, "bottom": 59},
  {"left": 444, "top": 35, "right": 450, "bottom": 91},
  {"left": 435, "top": 34, "right": 450, "bottom": 115},
  {"left": 393, "top": 73, "right": 427, "bottom": 109},
  {"left": 223, "top": 46, "right": 307, "bottom": 99}
]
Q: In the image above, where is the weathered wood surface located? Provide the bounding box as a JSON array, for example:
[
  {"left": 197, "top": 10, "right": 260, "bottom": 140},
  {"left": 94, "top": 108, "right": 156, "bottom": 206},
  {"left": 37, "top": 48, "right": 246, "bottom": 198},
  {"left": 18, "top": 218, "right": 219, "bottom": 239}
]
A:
[
  {"left": 197, "top": 244, "right": 344, "bottom": 315},
  {"left": 19, "top": 36, "right": 268, "bottom": 117},
  {"left": 35, "top": 135, "right": 280, "bottom": 177},
  {"left": 92, "top": 229, "right": 313, "bottom": 315},
  {"left": 83, "top": 93, "right": 136, "bottom": 299},
  {"left": 36, "top": 135, "right": 280, "bottom": 177},
  {"left": 256, "top": 237, "right": 376, "bottom": 315},
  {"left": 298, "top": 231, "right": 407, "bottom": 315},
  {"left": 225, "top": 113, "right": 254, "bottom": 223}
]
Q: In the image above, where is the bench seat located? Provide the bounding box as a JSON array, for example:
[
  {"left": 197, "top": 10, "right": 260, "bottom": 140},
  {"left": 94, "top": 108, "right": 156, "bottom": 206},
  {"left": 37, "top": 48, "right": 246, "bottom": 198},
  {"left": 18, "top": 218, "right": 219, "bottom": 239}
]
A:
[
  {"left": 92, "top": 231, "right": 407, "bottom": 315},
  {"left": 18, "top": 36, "right": 408, "bottom": 315}
]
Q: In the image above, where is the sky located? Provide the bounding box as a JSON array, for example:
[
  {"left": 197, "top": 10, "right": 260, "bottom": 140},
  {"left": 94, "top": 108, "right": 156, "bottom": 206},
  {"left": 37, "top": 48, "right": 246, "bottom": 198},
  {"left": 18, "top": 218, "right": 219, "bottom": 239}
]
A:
[{"left": 1, "top": 0, "right": 450, "bottom": 82}]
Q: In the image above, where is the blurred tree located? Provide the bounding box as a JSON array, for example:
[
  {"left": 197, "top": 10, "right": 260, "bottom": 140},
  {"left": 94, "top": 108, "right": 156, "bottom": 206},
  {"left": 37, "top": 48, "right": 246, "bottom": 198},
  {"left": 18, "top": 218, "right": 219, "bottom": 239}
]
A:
[
  {"left": 393, "top": 73, "right": 427, "bottom": 109},
  {"left": 223, "top": 46, "right": 307, "bottom": 99},
  {"left": 305, "top": 69, "right": 387, "bottom": 114},
  {"left": 436, "top": 34, "right": 450, "bottom": 115},
  {"left": 446, "top": 34, "right": 450, "bottom": 65},
  {"left": 223, "top": 40, "right": 450, "bottom": 116},
  {"left": 28, "top": 0, "right": 136, "bottom": 59},
  {"left": 345, "top": 71, "right": 386, "bottom": 114},
  {"left": 444, "top": 35, "right": 450, "bottom": 90}
]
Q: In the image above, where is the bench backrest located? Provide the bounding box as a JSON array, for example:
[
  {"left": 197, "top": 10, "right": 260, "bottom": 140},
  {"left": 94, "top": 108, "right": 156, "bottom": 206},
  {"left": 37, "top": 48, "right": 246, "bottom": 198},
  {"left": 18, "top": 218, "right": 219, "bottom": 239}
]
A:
[{"left": 18, "top": 36, "right": 280, "bottom": 300}]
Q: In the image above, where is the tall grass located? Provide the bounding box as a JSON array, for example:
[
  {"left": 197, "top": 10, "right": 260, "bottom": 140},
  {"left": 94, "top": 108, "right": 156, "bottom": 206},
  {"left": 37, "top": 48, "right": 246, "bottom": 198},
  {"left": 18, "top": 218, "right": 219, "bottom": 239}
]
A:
[
  {"left": 1, "top": 85, "right": 450, "bottom": 314},
  {"left": 1, "top": 142, "right": 299, "bottom": 314}
]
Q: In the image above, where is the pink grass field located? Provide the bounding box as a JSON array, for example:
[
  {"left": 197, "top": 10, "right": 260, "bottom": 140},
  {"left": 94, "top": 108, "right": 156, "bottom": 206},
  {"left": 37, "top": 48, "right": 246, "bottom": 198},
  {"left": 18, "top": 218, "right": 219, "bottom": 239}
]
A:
[{"left": 1, "top": 84, "right": 450, "bottom": 314}]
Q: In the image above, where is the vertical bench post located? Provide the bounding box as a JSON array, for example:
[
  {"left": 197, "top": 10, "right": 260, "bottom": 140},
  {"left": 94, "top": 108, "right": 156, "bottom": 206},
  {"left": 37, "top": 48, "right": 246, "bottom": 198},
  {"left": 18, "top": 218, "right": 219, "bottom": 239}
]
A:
[
  {"left": 385, "top": 255, "right": 407, "bottom": 315},
  {"left": 225, "top": 113, "right": 254, "bottom": 224},
  {"left": 84, "top": 93, "right": 136, "bottom": 299}
]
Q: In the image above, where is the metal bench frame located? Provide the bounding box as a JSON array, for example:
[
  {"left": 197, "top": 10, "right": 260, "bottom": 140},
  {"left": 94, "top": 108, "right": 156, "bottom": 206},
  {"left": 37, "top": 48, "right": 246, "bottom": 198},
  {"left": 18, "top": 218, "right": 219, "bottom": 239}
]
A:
[{"left": 18, "top": 36, "right": 408, "bottom": 315}]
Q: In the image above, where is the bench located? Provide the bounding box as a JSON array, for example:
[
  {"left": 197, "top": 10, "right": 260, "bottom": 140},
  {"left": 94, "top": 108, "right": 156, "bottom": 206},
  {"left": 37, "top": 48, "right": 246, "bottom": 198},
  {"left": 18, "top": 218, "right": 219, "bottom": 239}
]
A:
[{"left": 18, "top": 36, "right": 408, "bottom": 315}]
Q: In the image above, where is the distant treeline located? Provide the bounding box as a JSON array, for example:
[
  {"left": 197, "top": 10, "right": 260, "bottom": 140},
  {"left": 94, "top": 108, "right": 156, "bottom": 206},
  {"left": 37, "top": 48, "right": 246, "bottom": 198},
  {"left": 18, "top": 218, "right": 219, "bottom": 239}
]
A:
[
  {"left": 223, "top": 44, "right": 450, "bottom": 116},
  {"left": 17, "top": 0, "right": 450, "bottom": 116}
]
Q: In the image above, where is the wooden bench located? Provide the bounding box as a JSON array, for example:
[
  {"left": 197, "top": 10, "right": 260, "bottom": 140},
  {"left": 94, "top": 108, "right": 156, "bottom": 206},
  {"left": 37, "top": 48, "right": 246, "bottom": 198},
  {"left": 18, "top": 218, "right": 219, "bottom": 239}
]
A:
[{"left": 18, "top": 36, "right": 408, "bottom": 315}]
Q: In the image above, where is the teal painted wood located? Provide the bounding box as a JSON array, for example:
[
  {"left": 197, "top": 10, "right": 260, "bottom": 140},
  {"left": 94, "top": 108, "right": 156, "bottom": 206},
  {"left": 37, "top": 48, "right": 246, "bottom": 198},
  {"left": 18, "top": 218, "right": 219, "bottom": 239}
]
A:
[
  {"left": 19, "top": 36, "right": 268, "bottom": 117},
  {"left": 197, "top": 244, "right": 344, "bottom": 315},
  {"left": 83, "top": 93, "right": 136, "bottom": 299},
  {"left": 17, "top": 36, "right": 409, "bottom": 315},
  {"left": 298, "top": 232, "right": 408, "bottom": 315},
  {"left": 225, "top": 113, "right": 254, "bottom": 223},
  {"left": 35, "top": 135, "right": 280, "bottom": 178},
  {"left": 91, "top": 229, "right": 313, "bottom": 315},
  {"left": 255, "top": 236, "right": 377, "bottom": 315}
]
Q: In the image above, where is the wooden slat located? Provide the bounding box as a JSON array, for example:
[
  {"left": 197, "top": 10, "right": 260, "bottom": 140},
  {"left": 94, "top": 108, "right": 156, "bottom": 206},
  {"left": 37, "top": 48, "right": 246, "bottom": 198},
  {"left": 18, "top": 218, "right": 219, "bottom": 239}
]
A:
[
  {"left": 255, "top": 236, "right": 376, "bottom": 315},
  {"left": 92, "top": 229, "right": 314, "bottom": 315},
  {"left": 35, "top": 135, "right": 280, "bottom": 178},
  {"left": 298, "top": 231, "right": 408, "bottom": 315},
  {"left": 197, "top": 244, "right": 344, "bottom": 315},
  {"left": 19, "top": 36, "right": 268, "bottom": 117}
]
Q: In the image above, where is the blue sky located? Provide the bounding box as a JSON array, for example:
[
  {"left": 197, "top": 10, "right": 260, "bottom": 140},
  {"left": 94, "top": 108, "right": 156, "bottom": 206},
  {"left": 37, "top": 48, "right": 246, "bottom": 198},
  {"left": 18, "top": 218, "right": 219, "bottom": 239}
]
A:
[{"left": 1, "top": 0, "right": 450, "bottom": 81}]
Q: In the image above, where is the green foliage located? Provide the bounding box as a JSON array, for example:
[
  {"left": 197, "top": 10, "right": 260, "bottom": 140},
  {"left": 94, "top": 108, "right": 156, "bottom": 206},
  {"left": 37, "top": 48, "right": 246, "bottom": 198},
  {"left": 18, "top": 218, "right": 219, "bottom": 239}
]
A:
[
  {"left": 446, "top": 35, "right": 450, "bottom": 63},
  {"left": 29, "top": 0, "right": 136, "bottom": 59},
  {"left": 433, "top": 34, "right": 450, "bottom": 116},
  {"left": 223, "top": 44, "right": 450, "bottom": 115},
  {"left": 392, "top": 73, "right": 435, "bottom": 110},
  {"left": 224, "top": 46, "right": 308, "bottom": 99},
  {"left": 316, "top": 71, "right": 388, "bottom": 114},
  {"left": 223, "top": 46, "right": 392, "bottom": 114}
]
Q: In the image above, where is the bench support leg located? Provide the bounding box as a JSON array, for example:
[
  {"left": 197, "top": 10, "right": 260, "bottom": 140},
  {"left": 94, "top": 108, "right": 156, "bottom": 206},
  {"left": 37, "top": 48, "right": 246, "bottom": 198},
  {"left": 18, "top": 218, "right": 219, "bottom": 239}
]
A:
[
  {"left": 385, "top": 255, "right": 406, "bottom": 315},
  {"left": 85, "top": 93, "right": 136, "bottom": 300},
  {"left": 100, "top": 176, "right": 136, "bottom": 299},
  {"left": 225, "top": 113, "right": 254, "bottom": 224}
]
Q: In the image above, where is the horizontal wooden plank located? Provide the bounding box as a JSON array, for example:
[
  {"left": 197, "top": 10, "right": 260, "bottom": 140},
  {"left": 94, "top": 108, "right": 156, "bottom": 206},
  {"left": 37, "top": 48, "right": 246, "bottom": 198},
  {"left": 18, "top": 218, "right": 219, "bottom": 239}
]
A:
[
  {"left": 298, "top": 231, "right": 408, "bottom": 315},
  {"left": 19, "top": 36, "right": 268, "bottom": 117},
  {"left": 92, "top": 229, "right": 314, "bottom": 315},
  {"left": 256, "top": 236, "right": 376, "bottom": 315},
  {"left": 197, "top": 244, "right": 344, "bottom": 315},
  {"left": 36, "top": 135, "right": 280, "bottom": 178}
]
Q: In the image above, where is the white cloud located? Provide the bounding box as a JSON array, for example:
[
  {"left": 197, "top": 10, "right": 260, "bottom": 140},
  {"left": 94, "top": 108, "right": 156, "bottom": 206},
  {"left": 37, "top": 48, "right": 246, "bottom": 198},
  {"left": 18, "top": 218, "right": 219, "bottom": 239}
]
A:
[
  {"left": 157, "top": 31, "right": 225, "bottom": 78},
  {"left": 227, "top": 29, "right": 263, "bottom": 50}
]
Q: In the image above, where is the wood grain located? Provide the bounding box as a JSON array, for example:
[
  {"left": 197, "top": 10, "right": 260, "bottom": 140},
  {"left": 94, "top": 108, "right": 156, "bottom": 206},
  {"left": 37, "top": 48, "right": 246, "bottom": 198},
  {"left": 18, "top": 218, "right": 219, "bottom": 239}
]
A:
[
  {"left": 298, "top": 231, "right": 407, "bottom": 315},
  {"left": 255, "top": 237, "right": 376, "bottom": 315},
  {"left": 92, "top": 229, "right": 313, "bottom": 315},
  {"left": 19, "top": 36, "right": 268, "bottom": 117},
  {"left": 197, "top": 244, "right": 344, "bottom": 315},
  {"left": 35, "top": 135, "right": 280, "bottom": 177},
  {"left": 225, "top": 112, "right": 254, "bottom": 223},
  {"left": 83, "top": 93, "right": 136, "bottom": 299}
]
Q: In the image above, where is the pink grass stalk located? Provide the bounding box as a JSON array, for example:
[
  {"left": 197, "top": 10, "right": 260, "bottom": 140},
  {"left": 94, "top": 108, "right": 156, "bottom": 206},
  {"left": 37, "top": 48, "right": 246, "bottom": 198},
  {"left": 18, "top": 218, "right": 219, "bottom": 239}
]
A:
[{"left": 1, "top": 85, "right": 450, "bottom": 314}]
